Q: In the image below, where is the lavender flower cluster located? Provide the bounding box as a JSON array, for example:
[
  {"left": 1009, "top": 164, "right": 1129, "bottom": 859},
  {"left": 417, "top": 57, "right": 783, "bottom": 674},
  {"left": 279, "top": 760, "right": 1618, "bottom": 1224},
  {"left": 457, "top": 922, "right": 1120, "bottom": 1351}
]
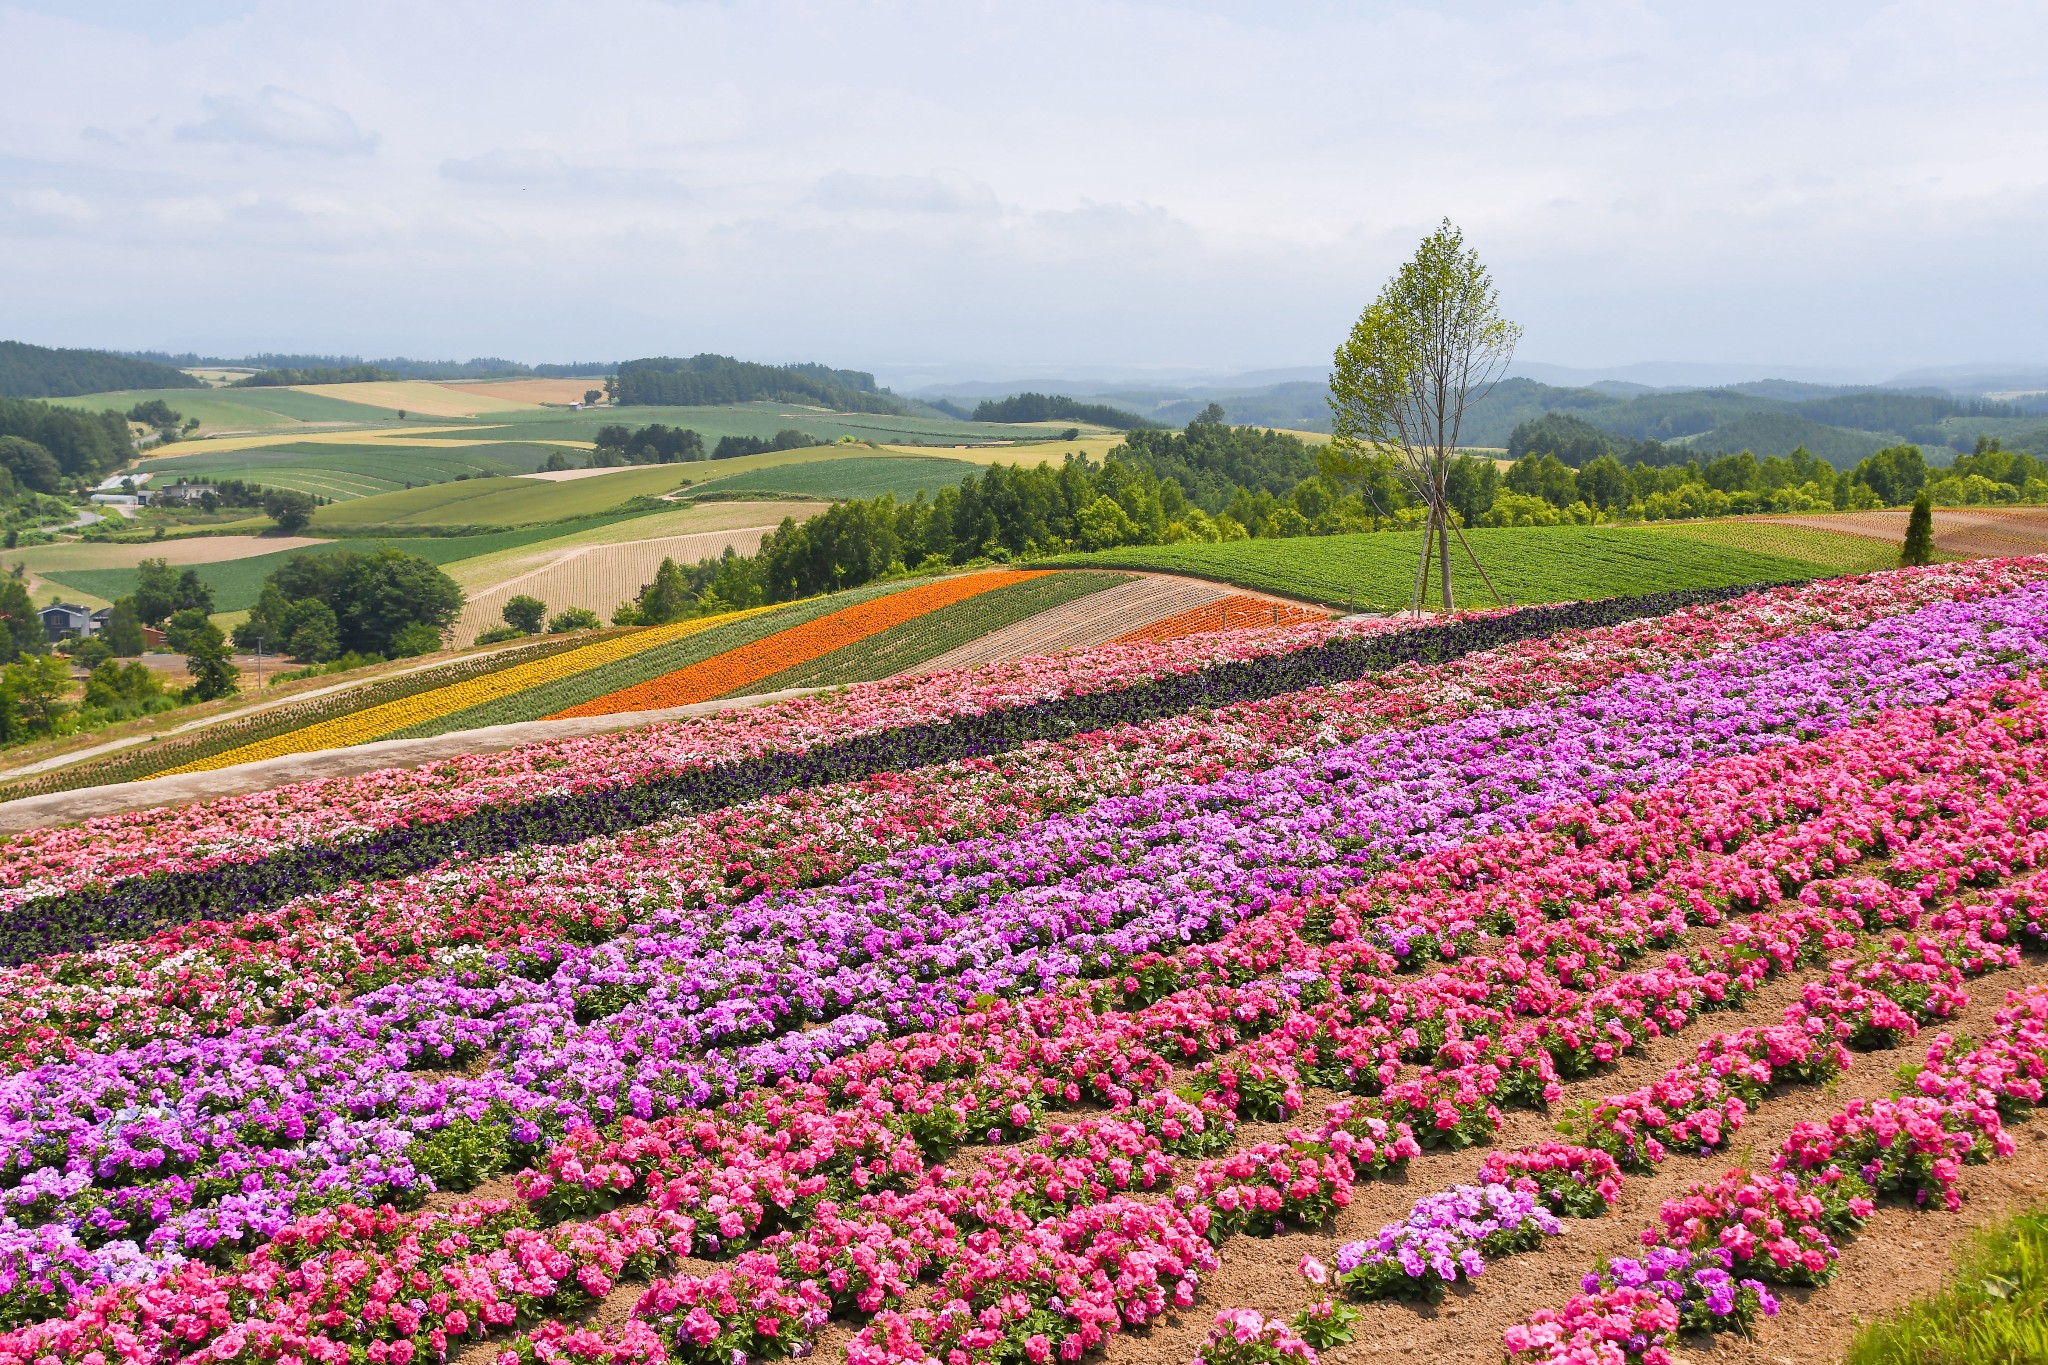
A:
[{"left": 1332, "top": 1183, "right": 1561, "bottom": 1299}]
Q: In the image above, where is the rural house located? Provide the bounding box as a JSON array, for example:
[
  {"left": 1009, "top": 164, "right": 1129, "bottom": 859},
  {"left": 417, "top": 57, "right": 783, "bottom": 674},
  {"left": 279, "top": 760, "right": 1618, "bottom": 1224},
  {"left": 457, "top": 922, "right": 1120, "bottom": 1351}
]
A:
[{"left": 39, "top": 603, "right": 95, "bottom": 640}]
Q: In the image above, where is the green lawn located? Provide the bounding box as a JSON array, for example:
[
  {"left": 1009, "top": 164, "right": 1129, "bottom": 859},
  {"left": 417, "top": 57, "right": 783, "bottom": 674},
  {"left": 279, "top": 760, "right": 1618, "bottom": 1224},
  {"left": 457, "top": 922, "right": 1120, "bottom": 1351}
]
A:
[
  {"left": 682, "top": 455, "right": 984, "bottom": 502},
  {"left": 1035, "top": 525, "right": 1836, "bottom": 608},
  {"left": 131, "top": 442, "right": 567, "bottom": 500},
  {"left": 42, "top": 515, "right": 653, "bottom": 611}
]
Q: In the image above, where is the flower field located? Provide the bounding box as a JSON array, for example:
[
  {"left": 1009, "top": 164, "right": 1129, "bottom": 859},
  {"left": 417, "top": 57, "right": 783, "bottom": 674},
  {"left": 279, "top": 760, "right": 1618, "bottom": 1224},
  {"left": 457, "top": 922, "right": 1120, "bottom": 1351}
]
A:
[{"left": 3, "top": 558, "right": 2048, "bottom": 1364}]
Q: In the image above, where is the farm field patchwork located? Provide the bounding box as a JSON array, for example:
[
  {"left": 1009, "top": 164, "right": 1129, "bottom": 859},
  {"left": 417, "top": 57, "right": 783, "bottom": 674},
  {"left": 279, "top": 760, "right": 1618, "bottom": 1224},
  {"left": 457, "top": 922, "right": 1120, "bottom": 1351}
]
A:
[
  {"left": 1038, "top": 523, "right": 1847, "bottom": 607},
  {"left": 678, "top": 454, "right": 985, "bottom": 501},
  {"left": 42, "top": 384, "right": 401, "bottom": 433},
  {"left": 1, "top": 560, "right": 2046, "bottom": 1365},
  {"left": 305, "top": 464, "right": 697, "bottom": 529}
]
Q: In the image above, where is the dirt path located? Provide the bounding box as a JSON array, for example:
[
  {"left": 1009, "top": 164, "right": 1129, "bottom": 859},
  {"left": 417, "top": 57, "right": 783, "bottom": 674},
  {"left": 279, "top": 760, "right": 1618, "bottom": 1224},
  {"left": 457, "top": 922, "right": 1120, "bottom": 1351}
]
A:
[
  {"left": 1764, "top": 507, "right": 2048, "bottom": 559},
  {"left": 1098, "top": 957, "right": 2048, "bottom": 1365}
]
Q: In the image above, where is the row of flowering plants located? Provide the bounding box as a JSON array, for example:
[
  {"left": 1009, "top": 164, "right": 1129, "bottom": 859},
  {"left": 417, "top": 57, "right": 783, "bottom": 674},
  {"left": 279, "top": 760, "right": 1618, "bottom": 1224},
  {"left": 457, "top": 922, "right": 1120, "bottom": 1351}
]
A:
[
  {"left": 4, "top": 567, "right": 2048, "bottom": 1359},
  {"left": 12, "top": 566, "right": 1967, "bottom": 933},
  {"left": 2, "top": 558, "right": 2001, "bottom": 1063},
  {"left": 8, "top": 654, "right": 2023, "bottom": 1358},
  {"left": 5, "top": 585, "right": 2042, "bottom": 1279}
]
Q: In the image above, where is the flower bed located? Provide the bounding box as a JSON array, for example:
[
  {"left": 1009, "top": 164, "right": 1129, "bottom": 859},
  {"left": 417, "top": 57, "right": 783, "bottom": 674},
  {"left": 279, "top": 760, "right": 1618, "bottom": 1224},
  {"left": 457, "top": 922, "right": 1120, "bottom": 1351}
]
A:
[{"left": 2, "top": 577, "right": 1827, "bottom": 929}]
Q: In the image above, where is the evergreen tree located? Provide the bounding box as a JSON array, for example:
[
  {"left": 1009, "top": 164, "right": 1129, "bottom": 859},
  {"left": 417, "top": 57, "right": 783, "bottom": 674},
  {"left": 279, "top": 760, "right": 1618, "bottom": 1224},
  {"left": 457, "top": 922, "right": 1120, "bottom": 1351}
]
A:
[{"left": 1900, "top": 491, "right": 1935, "bottom": 567}]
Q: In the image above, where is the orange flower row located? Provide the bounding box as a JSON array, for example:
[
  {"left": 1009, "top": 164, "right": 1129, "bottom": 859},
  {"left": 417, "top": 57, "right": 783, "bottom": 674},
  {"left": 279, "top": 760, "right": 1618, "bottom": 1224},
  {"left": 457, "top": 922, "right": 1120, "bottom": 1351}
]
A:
[
  {"left": 549, "top": 570, "right": 1050, "bottom": 718},
  {"left": 1113, "top": 594, "right": 1327, "bottom": 644}
]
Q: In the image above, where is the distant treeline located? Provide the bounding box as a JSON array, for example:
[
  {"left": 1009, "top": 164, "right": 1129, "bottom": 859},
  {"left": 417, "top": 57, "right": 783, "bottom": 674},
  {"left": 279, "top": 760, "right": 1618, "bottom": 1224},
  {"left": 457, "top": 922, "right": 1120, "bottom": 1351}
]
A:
[
  {"left": 964, "top": 392, "right": 1153, "bottom": 430},
  {"left": 0, "top": 398, "right": 132, "bottom": 480},
  {"left": 127, "top": 352, "right": 615, "bottom": 381},
  {"left": 233, "top": 365, "right": 399, "bottom": 388},
  {"left": 0, "top": 341, "right": 199, "bottom": 399},
  {"left": 609, "top": 354, "right": 915, "bottom": 414},
  {"left": 590, "top": 423, "right": 820, "bottom": 464}
]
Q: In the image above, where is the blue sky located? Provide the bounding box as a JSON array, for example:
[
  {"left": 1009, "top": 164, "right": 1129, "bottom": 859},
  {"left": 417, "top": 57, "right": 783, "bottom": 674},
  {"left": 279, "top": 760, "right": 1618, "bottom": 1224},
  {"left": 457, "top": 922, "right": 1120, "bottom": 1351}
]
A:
[{"left": 1, "top": 0, "right": 2042, "bottom": 379}]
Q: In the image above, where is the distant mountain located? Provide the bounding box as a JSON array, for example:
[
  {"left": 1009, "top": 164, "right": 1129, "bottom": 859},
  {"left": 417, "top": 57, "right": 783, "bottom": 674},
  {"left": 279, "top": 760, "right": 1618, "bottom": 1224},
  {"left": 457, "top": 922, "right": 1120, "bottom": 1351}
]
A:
[{"left": 1, "top": 341, "right": 200, "bottom": 398}]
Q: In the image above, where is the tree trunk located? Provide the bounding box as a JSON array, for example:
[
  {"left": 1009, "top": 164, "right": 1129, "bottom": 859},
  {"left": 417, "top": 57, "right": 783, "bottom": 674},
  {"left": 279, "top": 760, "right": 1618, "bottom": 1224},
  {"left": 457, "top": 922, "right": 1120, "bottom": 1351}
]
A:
[{"left": 1436, "top": 468, "right": 1455, "bottom": 611}]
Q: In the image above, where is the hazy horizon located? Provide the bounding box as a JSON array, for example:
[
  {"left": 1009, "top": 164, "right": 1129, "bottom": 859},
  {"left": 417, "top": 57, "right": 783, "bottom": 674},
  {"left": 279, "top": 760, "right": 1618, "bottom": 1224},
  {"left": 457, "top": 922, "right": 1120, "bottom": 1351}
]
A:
[{"left": 4, "top": 0, "right": 2044, "bottom": 377}]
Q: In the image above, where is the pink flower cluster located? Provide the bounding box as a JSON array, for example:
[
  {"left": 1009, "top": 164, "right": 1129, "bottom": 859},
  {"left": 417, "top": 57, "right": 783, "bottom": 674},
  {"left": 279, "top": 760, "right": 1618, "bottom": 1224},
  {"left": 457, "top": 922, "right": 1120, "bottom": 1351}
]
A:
[{"left": 1189, "top": 1307, "right": 1322, "bottom": 1365}]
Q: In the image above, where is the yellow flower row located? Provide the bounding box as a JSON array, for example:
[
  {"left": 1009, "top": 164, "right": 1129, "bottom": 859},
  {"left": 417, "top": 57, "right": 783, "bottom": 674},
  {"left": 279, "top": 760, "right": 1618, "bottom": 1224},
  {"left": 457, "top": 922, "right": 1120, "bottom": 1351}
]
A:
[{"left": 160, "top": 604, "right": 781, "bottom": 775}]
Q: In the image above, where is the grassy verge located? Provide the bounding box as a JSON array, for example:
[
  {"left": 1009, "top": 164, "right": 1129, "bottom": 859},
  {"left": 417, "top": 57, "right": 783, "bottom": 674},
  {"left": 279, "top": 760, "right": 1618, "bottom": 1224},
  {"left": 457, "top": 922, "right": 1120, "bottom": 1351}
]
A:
[
  {"left": 735, "top": 571, "right": 1133, "bottom": 693},
  {"left": 1034, "top": 525, "right": 1829, "bottom": 607},
  {"left": 1846, "top": 1212, "right": 2048, "bottom": 1364}
]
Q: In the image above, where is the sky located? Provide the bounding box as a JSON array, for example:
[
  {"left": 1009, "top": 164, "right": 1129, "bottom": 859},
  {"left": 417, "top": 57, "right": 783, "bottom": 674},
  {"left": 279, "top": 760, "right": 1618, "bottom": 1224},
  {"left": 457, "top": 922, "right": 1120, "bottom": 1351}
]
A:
[{"left": 2, "top": 0, "right": 2044, "bottom": 382}]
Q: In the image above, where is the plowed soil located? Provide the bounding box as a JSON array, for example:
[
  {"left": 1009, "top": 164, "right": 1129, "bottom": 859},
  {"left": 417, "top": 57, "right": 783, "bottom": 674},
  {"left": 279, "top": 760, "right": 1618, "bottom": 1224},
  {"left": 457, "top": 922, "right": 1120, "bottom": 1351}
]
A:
[{"left": 1766, "top": 507, "right": 2048, "bottom": 561}]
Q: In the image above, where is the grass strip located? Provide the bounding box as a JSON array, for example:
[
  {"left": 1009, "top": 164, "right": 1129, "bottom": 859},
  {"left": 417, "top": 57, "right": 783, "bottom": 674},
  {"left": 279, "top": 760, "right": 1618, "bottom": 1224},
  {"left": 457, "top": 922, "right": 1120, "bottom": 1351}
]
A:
[
  {"left": 735, "top": 571, "right": 1132, "bottom": 693},
  {"left": 1845, "top": 1213, "right": 2048, "bottom": 1365},
  {"left": 548, "top": 570, "right": 1046, "bottom": 718}
]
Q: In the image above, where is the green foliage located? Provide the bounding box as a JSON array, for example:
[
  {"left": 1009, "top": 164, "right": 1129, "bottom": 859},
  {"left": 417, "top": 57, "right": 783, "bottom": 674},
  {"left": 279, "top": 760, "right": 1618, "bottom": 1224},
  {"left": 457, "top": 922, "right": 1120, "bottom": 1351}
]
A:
[
  {"left": 232, "top": 364, "right": 398, "bottom": 387},
  {"left": 81, "top": 659, "right": 165, "bottom": 713},
  {"left": 262, "top": 487, "right": 317, "bottom": 533},
  {"left": 0, "top": 436, "right": 61, "bottom": 495},
  {"left": 0, "top": 654, "right": 72, "bottom": 738},
  {"left": 969, "top": 392, "right": 1150, "bottom": 430},
  {"left": 612, "top": 354, "right": 912, "bottom": 413},
  {"left": 472, "top": 624, "right": 526, "bottom": 646},
  {"left": 0, "top": 577, "right": 39, "bottom": 665},
  {"left": 0, "top": 340, "right": 198, "bottom": 398},
  {"left": 99, "top": 600, "right": 145, "bottom": 657},
  {"left": 593, "top": 422, "right": 705, "bottom": 463},
  {"left": 125, "top": 399, "right": 183, "bottom": 428},
  {"left": 712, "top": 428, "right": 818, "bottom": 460},
  {"left": 1120, "top": 418, "right": 1319, "bottom": 507},
  {"left": 234, "top": 549, "right": 463, "bottom": 658},
  {"left": 629, "top": 558, "right": 694, "bottom": 624},
  {"left": 0, "top": 396, "right": 132, "bottom": 479},
  {"left": 546, "top": 607, "right": 601, "bottom": 634},
  {"left": 1507, "top": 411, "right": 1622, "bottom": 465},
  {"left": 1901, "top": 491, "right": 1936, "bottom": 566},
  {"left": 1853, "top": 444, "right": 1930, "bottom": 505},
  {"left": 129, "top": 559, "right": 216, "bottom": 625},
  {"left": 1846, "top": 1212, "right": 2048, "bottom": 1365},
  {"left": 501, "top": 594, "right": 546, "bottom": 634}
]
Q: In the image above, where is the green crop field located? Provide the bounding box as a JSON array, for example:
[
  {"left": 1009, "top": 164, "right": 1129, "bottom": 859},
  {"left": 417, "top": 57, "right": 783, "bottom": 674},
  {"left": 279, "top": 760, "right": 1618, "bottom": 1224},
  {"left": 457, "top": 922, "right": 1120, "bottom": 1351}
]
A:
[
  {"left": 45, "top": 386, "right": 400, "bottom": 432},
  {"left": 740, "top": 571, "right": 1132, "bottom": 693},
  {"left": 681, "top": 455, "right": 984, "bottom": 502},
  {"left": 130, "top": 442, "right": 566, "bottom": 500},
  {"left": 1637, "top": 518, "right": 1902, "bottom": 574},
  {"left": 292, "top": 466, "right": 693, "bottom": 530},
  {"left": 1036, "top": 525, "right": 1836, "bottom": 608},
  {"left": 473, "top": 401, "right": 1081, "bottom": 448},
  {"left": 42, "top": 515, "right": 653, "bottom": 611}
]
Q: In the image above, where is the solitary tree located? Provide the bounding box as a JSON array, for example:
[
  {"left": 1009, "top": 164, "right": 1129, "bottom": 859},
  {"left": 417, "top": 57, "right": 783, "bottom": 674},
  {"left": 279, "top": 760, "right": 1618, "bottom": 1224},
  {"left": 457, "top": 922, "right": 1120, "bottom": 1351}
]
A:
[
  {"left": 1325, "top": 218, "right": 1521, "bottom": 614},
  {"left": 262, "top": 489, "right": 317, "bottom": 535},
  {"left": 502, "top": 594, "right": 547, "bottom": 635},
  {"left": 1900, "top": 491, "right": 1935, "bottom": 566}
]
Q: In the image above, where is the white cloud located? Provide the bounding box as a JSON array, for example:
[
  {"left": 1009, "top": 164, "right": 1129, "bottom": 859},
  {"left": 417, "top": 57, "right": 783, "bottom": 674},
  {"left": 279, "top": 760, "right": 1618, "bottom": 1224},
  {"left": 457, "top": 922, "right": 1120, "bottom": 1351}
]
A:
[
  {"left": 12, "top": 188, "right": 93, "bottom": 221},
  {"left": 176, "top": 86, "right": 378, "bottom": 155},
  {"left": 0, "top": 0, "right": 2039, "bottom": 370}
]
